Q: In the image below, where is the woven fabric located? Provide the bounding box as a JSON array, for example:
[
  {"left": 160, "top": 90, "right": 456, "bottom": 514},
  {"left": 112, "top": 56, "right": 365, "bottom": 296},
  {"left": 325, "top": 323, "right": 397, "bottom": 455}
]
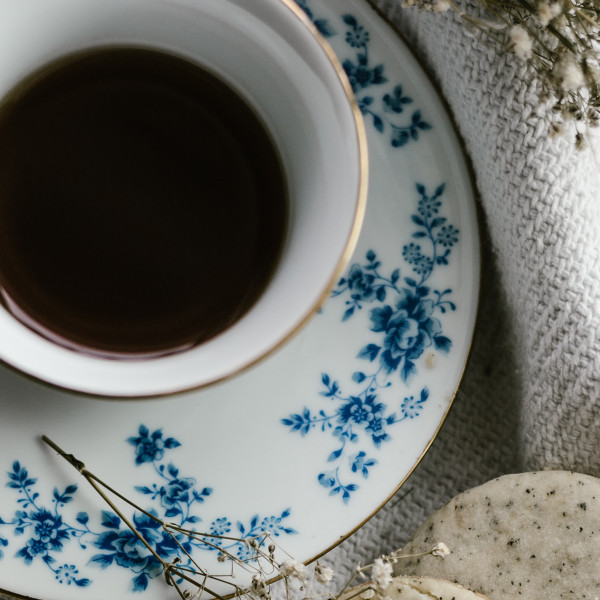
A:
[{"left": 314, "top": 0, "right": 600, "bottom": 585}]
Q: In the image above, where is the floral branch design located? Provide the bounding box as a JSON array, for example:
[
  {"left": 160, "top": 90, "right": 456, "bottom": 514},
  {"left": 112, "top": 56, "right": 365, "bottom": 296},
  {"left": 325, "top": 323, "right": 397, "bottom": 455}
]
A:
[
  {"left": 296, "top": 3, "right": 432, "bottom": 147},
  {"left": 282, "top": 184, "right": 458, "bottom": 503},
  {"left": 0, "top": 462, "right": 91, "bottom": 587},
  {"left": 2, "top": 437, "right": 452, "bottom": 600},
  {"left": 283, "top": 384, "right": 430, "bottom": 504},
  {"left": 0, "top": 425, "right": 296, "bottom": 593}
]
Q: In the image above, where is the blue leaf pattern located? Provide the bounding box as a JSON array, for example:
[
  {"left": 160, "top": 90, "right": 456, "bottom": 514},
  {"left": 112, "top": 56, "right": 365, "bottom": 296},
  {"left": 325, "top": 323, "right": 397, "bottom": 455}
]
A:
[
  {"left": 296, "top": 2, "right": 432, "bottom": 148},
  {"left": 0, "top": 425, "right": 297, "bottom": 592},
  {"left": 282, "top": 186, "right": 458, "bottom": 503}
]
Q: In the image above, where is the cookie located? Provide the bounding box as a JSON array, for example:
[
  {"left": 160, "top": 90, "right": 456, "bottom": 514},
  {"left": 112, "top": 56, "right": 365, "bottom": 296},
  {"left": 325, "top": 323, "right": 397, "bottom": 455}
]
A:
[
  {"left": 343, "top": 576, "right": 488, "bottom": 600},
  {"left": 395, "top": 471, "right": 600, "bottom": 599}
]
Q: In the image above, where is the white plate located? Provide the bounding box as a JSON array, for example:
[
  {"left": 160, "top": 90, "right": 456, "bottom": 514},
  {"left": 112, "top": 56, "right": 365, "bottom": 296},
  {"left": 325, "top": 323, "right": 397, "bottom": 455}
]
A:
[{"left": 0, "top": 1, "right": 479, "bottom": 598}]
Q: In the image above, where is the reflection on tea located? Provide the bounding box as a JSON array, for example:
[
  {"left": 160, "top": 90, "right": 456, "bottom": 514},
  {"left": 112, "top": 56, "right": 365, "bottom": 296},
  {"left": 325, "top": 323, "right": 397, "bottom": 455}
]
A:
[{"left": 0, "top": 47, "right": 288, "bottom": 357}]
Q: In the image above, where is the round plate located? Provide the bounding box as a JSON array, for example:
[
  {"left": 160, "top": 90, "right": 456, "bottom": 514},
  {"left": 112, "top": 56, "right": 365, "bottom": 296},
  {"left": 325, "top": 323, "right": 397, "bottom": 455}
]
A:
[{"left": 0, "top": 1, "right": 479, "bottom": 598}]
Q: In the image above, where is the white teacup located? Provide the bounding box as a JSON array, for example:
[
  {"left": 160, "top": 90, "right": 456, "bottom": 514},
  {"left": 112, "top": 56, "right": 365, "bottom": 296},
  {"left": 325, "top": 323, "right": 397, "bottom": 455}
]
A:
[{"left": 0, "top": 0, "right": 367, "bottom": 397}]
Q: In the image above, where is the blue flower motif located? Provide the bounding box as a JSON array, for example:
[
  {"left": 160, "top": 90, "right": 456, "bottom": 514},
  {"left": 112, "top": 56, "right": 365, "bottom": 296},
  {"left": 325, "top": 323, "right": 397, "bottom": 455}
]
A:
[
  {"left": 30, "top": 509, "right": 68, "bottom": 548},
  {"left": 19, "top": 537, "right": 51, "bottom": 562},
  {"left": 343, "top": 58, "right": 386, "bottom": 92},
  {"left": 346, "top": 25, "right": 369, "bottom": 48},
  {"left": 418, "top": 195, "right": 442, "bottom": 218},
  {"left": 94, "top": 521, "right": 162, "bottom": 574},
  {"left": 371, "top": 290, "right": 447, "bottom": 380},
  {"left": 412, "top": 256, "right": 434, "bottom": 276},
  {"left": 338, "top": 395, "right": 385, "bottom": 428},
  {"left": 346, "top": 264, "right": 376, "bottom": 301},
  {"left": 209, "top": 518, "right": 231, "bottom": 537},
  {"left": 283, "top": 181, "right": 456, "bottom": 503},
  {"left": 364, "top": 414, "right": 389, "bottom": 446},
  {"left": 436, "top": 225, "right": 460, "bottom": 248},
  {"left": 161, "top": 477, "right": 195, "bottom": 508},
  {"left": 127, "top": 425, "right": 180, "bottom": 465},
  {"left": 401, "top": 395, "right": 425, "bottom": 419},
  {"left": 402, "top": 242, "right": 423, "bottom": 265},
  {"left": 55, "top": 564, "right": 90, "bottom": 587},
  {"left": 260, "top": 515, "right": 291, "bottom": 537},
  {"left": 2, "top": 425, "right": 297, "bottom": 591}
]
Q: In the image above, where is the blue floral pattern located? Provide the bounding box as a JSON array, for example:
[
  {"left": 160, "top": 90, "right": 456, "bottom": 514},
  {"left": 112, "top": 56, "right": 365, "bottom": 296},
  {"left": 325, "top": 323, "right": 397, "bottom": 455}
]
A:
[
  {"left": 0, "top": 426, "right": 296, "bottom": 592},
  {"left": 297, "top": 2, "right": 432, "bottom": 147},
  {"left": 282, "top": 184, "right": 458, "bottom": 503}
]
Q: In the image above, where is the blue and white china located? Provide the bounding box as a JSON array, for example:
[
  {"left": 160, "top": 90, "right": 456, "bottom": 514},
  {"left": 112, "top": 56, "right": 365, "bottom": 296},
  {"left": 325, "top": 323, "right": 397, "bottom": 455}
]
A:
[
  {"left": 0, "top": 0, "right": 479, "bottom": 598},
  {"left": 0, "top": 0, "right": 367, "bottom": 397}
]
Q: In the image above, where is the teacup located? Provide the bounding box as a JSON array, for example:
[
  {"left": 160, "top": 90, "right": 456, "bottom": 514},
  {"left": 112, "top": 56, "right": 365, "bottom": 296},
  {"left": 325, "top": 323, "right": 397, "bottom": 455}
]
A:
[{"left": 0, "top": 0, "right": 368, "bottom": 397}]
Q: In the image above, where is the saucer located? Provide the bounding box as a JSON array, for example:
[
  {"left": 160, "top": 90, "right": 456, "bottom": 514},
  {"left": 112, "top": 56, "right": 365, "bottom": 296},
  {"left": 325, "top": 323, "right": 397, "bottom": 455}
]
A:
[{"left": 0, "top": 1, "right": 479, "bottom": 598}]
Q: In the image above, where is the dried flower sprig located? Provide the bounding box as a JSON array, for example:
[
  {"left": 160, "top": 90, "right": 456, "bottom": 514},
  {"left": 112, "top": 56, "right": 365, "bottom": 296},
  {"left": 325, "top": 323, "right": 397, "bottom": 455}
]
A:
[
  {"left": 331, "top": 544, "right": 451, "bottom": 600},
  {"left": 41, "top": 435, "right": 449, "bottom": 600},
  {"left": 401, "top": 0, "right": 600, "bottom": 146}
]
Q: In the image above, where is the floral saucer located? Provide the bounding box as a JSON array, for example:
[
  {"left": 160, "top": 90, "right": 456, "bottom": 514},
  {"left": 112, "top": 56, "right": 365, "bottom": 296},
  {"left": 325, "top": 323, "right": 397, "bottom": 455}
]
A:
[{"left": 0, "top": 1, "right": 479, "bottom": 599}]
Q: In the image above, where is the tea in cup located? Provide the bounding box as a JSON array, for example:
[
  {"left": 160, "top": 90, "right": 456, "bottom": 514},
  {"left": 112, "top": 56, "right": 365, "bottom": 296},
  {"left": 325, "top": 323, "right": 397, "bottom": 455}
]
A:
[{"left": 0, "top": 0, "right": 368, "bottom": 397}]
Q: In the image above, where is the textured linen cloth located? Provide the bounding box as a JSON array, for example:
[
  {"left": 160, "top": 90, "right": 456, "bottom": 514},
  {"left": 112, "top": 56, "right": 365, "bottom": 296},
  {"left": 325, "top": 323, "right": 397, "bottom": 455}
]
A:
[{"left": 310, "top": 0, "right": 600, "bottom": 586}]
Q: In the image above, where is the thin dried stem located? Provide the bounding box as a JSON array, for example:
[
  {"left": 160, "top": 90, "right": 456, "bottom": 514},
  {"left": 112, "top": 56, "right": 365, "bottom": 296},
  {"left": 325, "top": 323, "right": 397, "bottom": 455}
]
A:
[{"left": 41, "top": 434, "right": 452, "bottom": 600}]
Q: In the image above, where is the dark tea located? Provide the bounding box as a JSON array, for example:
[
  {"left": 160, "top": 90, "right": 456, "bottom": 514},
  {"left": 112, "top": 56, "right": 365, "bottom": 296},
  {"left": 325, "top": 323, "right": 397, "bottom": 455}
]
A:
[{"left": 0, "top": 47, "right": 288, "bottom": 357}]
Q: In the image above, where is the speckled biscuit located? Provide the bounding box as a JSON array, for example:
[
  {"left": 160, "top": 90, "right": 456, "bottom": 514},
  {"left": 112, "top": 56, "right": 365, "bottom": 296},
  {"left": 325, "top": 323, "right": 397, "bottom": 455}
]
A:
[
  {"left": 395, "top": 471, "right": 600, "bottom": 599},
  {"left": 344, "top": 576, "right": 489, "bottom": 600}
]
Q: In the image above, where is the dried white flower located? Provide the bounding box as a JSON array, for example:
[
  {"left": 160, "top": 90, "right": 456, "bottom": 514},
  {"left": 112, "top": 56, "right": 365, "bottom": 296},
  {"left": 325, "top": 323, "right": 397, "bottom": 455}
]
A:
[
  {"left": 432, "top": 0, "right": 451, "bottom": 12},
  {"left": 315, "top": 562, "right": 335, "bottom": 584},
  {"left": 431, "top": 542, "right": 451, "bottom": 557},
  {"left": 550, "top": 122, "right": 565, "bottom": 137},
  {"left": 251, "top": 574, "right": 271, "bottom": 600},
  {"left": 555, "top": 55, "right": 586, "bottom": 91},
  {"left": 509, "top": 25, "right": 533, "bottom": 59},
  {"left": 537, "top": 1, "right": 562, "bottom": 26},
  {"left": 371, "top": 558, "right": 393, "bottom": 590},
  {"left": 280, "top": 559, "right": 308, "bottom": 581},
  {"left": 360, "top": 588, "right": 376, "bottom": 599}
]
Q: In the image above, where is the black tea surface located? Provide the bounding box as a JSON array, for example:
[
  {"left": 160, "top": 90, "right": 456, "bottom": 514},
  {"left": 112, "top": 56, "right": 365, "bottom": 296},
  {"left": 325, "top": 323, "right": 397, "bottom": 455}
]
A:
[{"left": 0, "top": 47, "right": 288, "bottom": 357}]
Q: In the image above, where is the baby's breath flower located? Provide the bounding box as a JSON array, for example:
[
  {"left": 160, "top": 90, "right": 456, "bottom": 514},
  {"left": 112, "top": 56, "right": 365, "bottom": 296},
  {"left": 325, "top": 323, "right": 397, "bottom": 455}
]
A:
[
  {"left": 537, "top": 1, "right": 562, "bottom": 26},
  {"left": 550, "top": 121, "right": 565, "bottom": 137},
  {"left": 371, "top": 558, "right": 393, "bottom": 591},
  {"left": 401, "top": 0, "right": 600, "bottom": 145},
  {"left": 431, "top": 542, "right": 451, "bottom": 557},
  {"left": 315, "top": 562, "right": 335, "bottom": 584},
  {"left": 432, "top": 0, "right": 452, "bottom": 12},
  {"left": 360, "top": 588, "right": 376, "bottom": 599},
  {"left": 509, "top": 25, "right": 533, "bottom": 59},
  {"left": 555, "top": 55, "right": 586, "bottom": 91},
  {"left": 280, "top": 559, "right": 308, "bottom": 582},
  {"left": 251, "top": 574, "right": 271, "bottom": 600}
]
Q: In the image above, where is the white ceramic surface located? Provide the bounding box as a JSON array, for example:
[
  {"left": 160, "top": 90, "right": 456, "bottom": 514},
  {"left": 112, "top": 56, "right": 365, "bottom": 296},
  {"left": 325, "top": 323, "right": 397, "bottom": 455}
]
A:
[
  {"left": 0, "top": 0, "right": 367, "bottom": 397},
  {"left": 0, "top": 1, "right": 479, "bottom": 599}
]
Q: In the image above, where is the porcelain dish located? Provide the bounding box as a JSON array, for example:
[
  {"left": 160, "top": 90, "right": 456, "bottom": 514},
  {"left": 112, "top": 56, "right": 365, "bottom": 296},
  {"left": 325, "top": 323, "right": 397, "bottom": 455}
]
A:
[
  {"left": 0, "top": 0, "right": 367, "bottom": 397},
  {"left": 0, "top": 1, "right": 479, "bottom": 598}
]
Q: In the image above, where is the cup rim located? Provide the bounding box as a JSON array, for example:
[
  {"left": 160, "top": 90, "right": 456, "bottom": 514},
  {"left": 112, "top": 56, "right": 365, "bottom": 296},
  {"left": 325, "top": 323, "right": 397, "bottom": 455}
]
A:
[{"left": 0, "top": 0, "right": 369, "bottom": 398}]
